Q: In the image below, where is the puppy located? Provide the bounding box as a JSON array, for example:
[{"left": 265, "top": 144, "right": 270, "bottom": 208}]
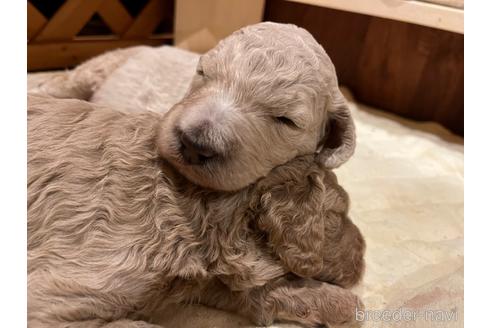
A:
[{"left": 28, "top": 22, "right": 364, "bottom": 327}]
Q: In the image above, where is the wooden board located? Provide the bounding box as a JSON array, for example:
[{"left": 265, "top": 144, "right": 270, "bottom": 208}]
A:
[
  {"left": 97, "top": 0, "right": 133, "bottom": 35},
  {"left": 123, "top": 0, "right": 168, "bottom": 38},
  {"left": 27, "top": 2, "right": 47, "bottom": 40},
  {"left": 28, "top": 39, "right": 167, "bottom": 71},
  {"left": 287, "top": 0, "right": 464, "bottom": 34},
  {"left": 174, "top": 0, "right": 265, "bottom": 53},
  {"left": 34, "top": 0, "right": 105, "bottom": 42},
  {"left": 27, "top": 0, "right": 175, "bottom": 71}
]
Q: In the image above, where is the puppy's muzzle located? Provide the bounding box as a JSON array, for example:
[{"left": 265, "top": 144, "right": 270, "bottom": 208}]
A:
[{"left": 178, "top": 129, "right": 218, "bottom": 165}]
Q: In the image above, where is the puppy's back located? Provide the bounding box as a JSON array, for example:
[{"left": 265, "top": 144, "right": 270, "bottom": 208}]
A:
[{"left": 28, "top": 95, "right": 163, "bottom": 254}]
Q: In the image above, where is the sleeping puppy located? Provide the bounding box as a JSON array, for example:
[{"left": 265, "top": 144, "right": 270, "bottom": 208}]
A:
[
  {"left": 28, "top": 22, "right": 364, "bottom": 327},
  {"left": 28, "top": 95, "right": 364, "bottom": 328}
]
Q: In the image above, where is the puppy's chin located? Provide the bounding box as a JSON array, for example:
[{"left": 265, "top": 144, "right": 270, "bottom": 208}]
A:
[{"left": 160, "top": 153, "right": 250, "bottom": 192}]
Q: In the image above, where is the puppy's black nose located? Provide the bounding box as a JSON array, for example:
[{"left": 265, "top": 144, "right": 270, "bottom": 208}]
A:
[{"left": 179, "top": 131, "right": 217, "bottom": 165}]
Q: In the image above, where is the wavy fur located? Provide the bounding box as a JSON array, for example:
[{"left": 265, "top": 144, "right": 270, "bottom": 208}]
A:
[{"left": 28, "top": 22, "right": 365, "bottom": 328}]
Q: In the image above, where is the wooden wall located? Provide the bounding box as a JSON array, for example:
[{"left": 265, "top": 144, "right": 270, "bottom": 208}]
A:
[
  {"left": 174, "top": 0, "right": 264, "bottom": 53},
  {"left": 28, "top": 0, "right": 175, "bottom": 71},
  {"left": 28, "top": 0, "right": 265, "bottom": 70},
  {"left": 264, "top": 0, "right": 464, "bottom": 135}
]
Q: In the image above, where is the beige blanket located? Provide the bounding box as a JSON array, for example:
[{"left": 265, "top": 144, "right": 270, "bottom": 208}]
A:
[{"left": 28, "top": 47, "right": 463, "bottom": 328}]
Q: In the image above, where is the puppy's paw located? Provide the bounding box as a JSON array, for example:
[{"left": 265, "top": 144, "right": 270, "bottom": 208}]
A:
[
  {"left": 313, "top": 285, "right": 364, "bottom": 327},
  {"left": 274, "top": 281, "right": 364, "bottom": 328},
  {"left": 279, "top": 247, "right": 324, "bottom": 278}
]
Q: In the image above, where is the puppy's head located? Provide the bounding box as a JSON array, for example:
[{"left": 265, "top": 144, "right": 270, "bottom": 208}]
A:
[{"left": 157, "top": 22, "right": 355, "bottom": 191}]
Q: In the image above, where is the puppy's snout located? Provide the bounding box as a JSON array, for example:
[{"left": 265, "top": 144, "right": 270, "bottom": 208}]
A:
[{"left": 179, "top": 130, "right": 218, "bottom": 165}]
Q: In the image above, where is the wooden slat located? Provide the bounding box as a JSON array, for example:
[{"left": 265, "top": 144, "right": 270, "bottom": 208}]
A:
[
  {"left": 97, "top": 0, "right": 133, "bottom": 35},
  {"left": 73, "top": 33, "right": 173, "bottom": 41},
  {"left": 34, "top": 0, "right": 104, "bottom": 42},
  {"left": 148, "top": 33, "right": 174, "bottom": 40},
  {"left": 123, "top": 0, "right": 166, "bottom": 39},
  {"left": 28, "top": 39, "right": 166, "bottom": 71},
  {"left": 287, "top": 0, "right": 464, "bottom": 34},
  {"left": 27, "top": 2, "right": 47, "bottom": 40},
  {"left": 174, "top": 0, "right": 265, "bottom": 53}
]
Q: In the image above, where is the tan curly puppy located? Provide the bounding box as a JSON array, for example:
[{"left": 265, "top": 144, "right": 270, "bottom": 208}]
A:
[{"left": 28, "top": 22, "right": 364, "bottom": 327}]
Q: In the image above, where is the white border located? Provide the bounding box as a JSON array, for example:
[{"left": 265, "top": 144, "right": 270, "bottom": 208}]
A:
[
  {"left": 0, "top": 1, "right": 27, "bottom": 326},
  {"left": 464, "top": 1, "right": 492, "bottom": 327}
]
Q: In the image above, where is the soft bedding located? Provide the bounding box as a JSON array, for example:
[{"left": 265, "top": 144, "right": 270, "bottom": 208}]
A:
[{"left": 27, "top": 46, "right": 463, "bottom": 328}]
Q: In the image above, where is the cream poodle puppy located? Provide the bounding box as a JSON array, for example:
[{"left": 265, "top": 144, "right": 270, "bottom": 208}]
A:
[{"left": 28, "top": 22, "right": 364, "bottom": 327}]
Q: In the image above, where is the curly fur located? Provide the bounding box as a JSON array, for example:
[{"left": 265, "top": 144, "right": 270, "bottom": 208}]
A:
[
  {"left": 28, "top": 22, "right": 365, "bottom": 327},
  {"left": 252, "top": 157, "right": 365, "bottom": 287}
]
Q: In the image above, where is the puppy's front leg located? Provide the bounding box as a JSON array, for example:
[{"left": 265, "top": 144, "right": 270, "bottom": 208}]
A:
[
  {"left": 33, "top": 319, "right": 164, "bottom": 328},
  {"left": 200, "top": 276, "right": 363, "bottom": 327},
  {"left": 31, "top": 46, "right": 146, "bottom": 100}
]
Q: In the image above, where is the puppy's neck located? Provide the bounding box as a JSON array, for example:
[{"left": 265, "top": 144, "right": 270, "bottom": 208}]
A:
[{"left": 159, "top": 159, "right": 255, "bottom": 226}]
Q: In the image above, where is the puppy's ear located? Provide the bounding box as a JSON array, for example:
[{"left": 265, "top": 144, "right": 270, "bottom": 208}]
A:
[
  {"left": 250, "top": 156, "right": 326, "bottom": 277},
  {"left": 316, "top": 87, "right": 356, "bottom": 169}
]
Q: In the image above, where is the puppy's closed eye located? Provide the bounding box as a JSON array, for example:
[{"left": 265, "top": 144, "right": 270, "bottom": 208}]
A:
[{"left": 275, "top": 116, "right": 298, "bottom": 128}]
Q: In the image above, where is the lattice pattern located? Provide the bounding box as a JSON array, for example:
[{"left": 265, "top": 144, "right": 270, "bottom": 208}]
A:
[{"left": 28, "top": 0, "right": 174, "bottom": 71}]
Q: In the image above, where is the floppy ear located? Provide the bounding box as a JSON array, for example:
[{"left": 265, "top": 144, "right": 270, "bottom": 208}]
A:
[
  {"left": 316, "top": 87, "right": 356, "bottom": 169},
  {"left": 250, "top": 156, "right": 326, "bottom": 278}
]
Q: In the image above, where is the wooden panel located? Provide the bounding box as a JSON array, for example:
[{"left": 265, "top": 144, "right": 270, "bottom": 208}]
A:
[
  {"left": 28, "top": 0, "right": 175, "bottom": 71},
  {"left": 97, "top": 0, "right": 133, "bottom": 35},
  {"left": 27, "top": 2, "right": 47, "bottom": 40},
  {"left": 264, "top": 0, "right": 464, "bottom": 135},
  {"left": 123, "top": 0, "right": 167, "bottom": 38},
  {"left": 28, "top": 39, "right": 167, "bottom": 71},
  {"left": 175, "top": 0, "right": 265, "bottom": 53},
  {"left": 34, "top": 0, "right": 104, "bottom": 41},
  {"left": 287, "top": 0, "right": 463, "bottom": 34}
]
